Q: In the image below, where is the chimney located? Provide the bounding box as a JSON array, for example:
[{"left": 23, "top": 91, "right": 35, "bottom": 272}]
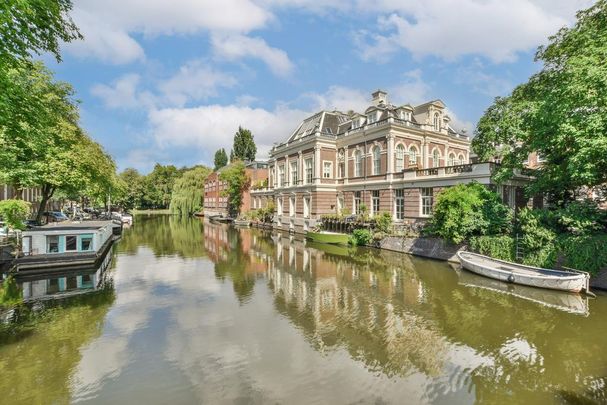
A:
[{"left": 371, "top": 90, "right": 388, "bottom": 107}]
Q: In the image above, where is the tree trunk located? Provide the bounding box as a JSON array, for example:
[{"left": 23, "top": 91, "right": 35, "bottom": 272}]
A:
[{"left": 35, "top": 184, "right": 55, "bottom": 224}]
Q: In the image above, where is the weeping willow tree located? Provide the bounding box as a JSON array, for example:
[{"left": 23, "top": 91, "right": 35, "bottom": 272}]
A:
[{"left": 169, "top": 166, "right": 212, "bottom": 217}]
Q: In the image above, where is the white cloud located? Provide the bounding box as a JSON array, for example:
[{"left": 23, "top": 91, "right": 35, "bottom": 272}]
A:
[
  {"left": 91, "top": 74, "right": 154, "bottom": 109},
  {"left": 211, "top": 34, "right": 294, "bottom": 77},
  {"left": 67, "top": 0, "right": 272, "bottom": 64},
  {"left": 302, "top": 85, "right": 369, "bottom": 112},
  {"left": 356, "top": 0, "right": 595, "bottom": 63},
  {"left": 148, "top": 105, "right": 309, "bottom": 161},
  {"left": 66, "top": 10, "right": 145, "bottom": 64},
  {"left": 390, "top": 69, "right": 432, "bottom": 106},
  {"left": 158, "top": 61, "right": 238, "bottom": 106}
]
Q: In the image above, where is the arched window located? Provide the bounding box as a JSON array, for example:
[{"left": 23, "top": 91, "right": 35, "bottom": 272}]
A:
[
  {"left": 372, "top": 146, "right": 381, "bottom": 175},
  {"left": 432, "top": 148, "right": 441, "bottom": 168},
  {"left": 448, "top": 153, "right": 456, "bottom": 166},
  {"left": 354, "top": 150, "right": 362, "bottom": 177},
  {"left": 395, "top": 144, "right": 405, "bottom": 172},
  {"left": 458, "top": 154, "right": 465, "bottom": 164},
  {"left": 408, "top": 145, "right": 418, "bottom": 166},
  {"left": 433, "top": 112, "right": 440, "bottom": 131}
]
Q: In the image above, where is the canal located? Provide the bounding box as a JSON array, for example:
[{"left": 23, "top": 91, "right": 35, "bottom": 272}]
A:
[{"left": 1, "top": 215, "right": 606, "bottom": 404}]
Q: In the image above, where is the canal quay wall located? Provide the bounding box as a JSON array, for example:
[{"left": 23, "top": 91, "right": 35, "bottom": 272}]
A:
[
  {"left": 251, "top": 222, "right": 607, "bottom": 290},
  {"left": 378, "top": 236, "right": 462, "bottom": 263}
]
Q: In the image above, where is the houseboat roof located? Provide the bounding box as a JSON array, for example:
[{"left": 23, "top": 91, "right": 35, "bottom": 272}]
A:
[{"left": 26, "top": 221, "right": 115, "bottom": 232}]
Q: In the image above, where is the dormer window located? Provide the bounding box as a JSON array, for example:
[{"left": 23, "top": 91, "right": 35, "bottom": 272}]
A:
[
  {"left": 368, "top": 112, "right": 377, "bottom": 124},
  {"left": 433, "top": 112, "right": 440, "bottom": 131},
  {"left": 351, "top": 118, "right": 359, "bottom": 129}
]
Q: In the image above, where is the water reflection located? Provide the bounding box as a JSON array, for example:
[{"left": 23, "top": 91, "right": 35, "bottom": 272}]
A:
[
  {"left": 203, "top": 222, "right": 607, "bottom": 404},
  {"left": 1, "top": 217, "right": 605, "bottom": 404}
]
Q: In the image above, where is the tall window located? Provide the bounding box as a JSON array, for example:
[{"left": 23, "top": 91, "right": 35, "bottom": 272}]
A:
[
  {"left": 372, "top": 190, "right": 380, "bottom": 216},
  {"left": 372, "top": 147, "right": 381, "bottom": 175},
  {"left": 448, "top": 153, "right": 456, "bottom": 166},
  {"left": 277, "top": 197, "right": 283, "bottom": 215},
  {"left": 303, "top": 196, "right": 310, "bottom": 218},
  {"left": 305, "top": 158, "right": 313, "bottom": 184},
  {"left": 290, "top": 161, "right": 298, "bottom": 185},
  {"left": 432, "top": 149, "right": 441, "bottom": 168},
  {"left": 279, "top": 165, "right": 285, "bottom": 187},
  {"left": 354, "top": 150, "right": 362, "bottom": 177},
  {"left": 433, "top": 112, "right": 440, "bottom": 131},
  {"left": 368, "top": 112, "right": 376, "bottom": 124},
  {"left": 421, "top": 188, "right": 433, "bottom": 216},
  {"left": 289, "top": 197, "right": 295, "bottom": 217},
  {"left": 409, "top": 146, "right": 418, "bottom": 166},
  {"left": 458, "top": 154, "right": 465, "bottom": 165},
  {"left": 323, "top": 161, "right": 333, "bottom": 179},
  {"left": 395, "top": 144, "right": 405, "bottom": 172},
  {"left": 337, "top": 196, "right": 344, "bottom": 213},
  {"left": 338, "top": 162, "right": 345, "bottom": 178},
  {"left": 354, "top": 191, "right": 362, "bottom": 214},
  {"left": 395, "top": 189, "right": 405, "bottom": 220},
  {"left": 351, "top": 118, "right": 359, "bottom": 129}
]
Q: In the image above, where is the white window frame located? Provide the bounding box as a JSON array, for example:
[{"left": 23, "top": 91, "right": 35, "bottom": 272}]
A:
[
  {"left": 372, "top": 190, "right": 380, "bottom": 216},
  {"left": 354, "top": 150, "right": 362, "bottom": 177},
  {"left": 303, "top": 196, "right": 310, "bottom": 218},
  {"left": 432, "top": 148, "right": 441, "bottom": 168},
  {"left": 289, "top": 196, "right": 295, "bottom": 217},
  {"left": 290, "top": 161, "right": 298, "bottom": 185},
  {"left": 448, "top": 153, "right": 456, "bottom": 166},
  {"left": 354, "top": 191, "right": 362, "bottom": 215},
  {"left": 433, "top": 112, "right": 440, "bottom": 131},
  {"left": 277, "top": 197, "right": 283, "bottom": 216},
  {"left": 395, "top": 189, "right": 405, "bottom": 220},
  {"left": 279, "top": 165, "right": 285, "bottom": 187},
  {"left": 458, "top": 154, "right": 465, "bottom": 165},
  {"left": 421, "top": 187, "right": 433, "bottom": 217},
  {"left": 395, "top": 144, "right": 405, "bottom": 172},
  {"left": 409, "top": 146, "right": 418, "bottom": 166},
  {"left": 305, "top": 158, "right": 313, "bottom": 184},
  {"left": 372, "top": 147, "right": 381, "bottom": 175},
  {"left": 322, "top": 161, "right": 333, "bottom": 179}
]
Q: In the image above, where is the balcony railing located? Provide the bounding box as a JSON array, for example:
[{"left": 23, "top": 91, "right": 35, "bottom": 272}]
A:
[{"left": 445, "top": 164, "right": 473, "bottom": 174}]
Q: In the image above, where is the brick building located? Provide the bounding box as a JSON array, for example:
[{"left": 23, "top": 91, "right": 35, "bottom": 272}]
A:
[
  {"left": 250, "top": 90, "right": 531, "bottom": 232},
  {"left": 203, "top": 161, "right": 269, "bottom": 217}
]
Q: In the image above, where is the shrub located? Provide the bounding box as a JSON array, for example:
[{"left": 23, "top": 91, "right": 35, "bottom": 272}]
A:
[
  {"left": 349, "top": 229, "right": 372, "bottom": 246},
  {"left": 469, "top": 235, "right": 515, "bottom": 262},
  {"left": 373, "top": 212, "right": 392, "bottom": 234},
  {"left": 557, "top": 234, "right": 607, "bottom": 275},
  {"left": 0, "top": 275, "right": 22, "bottom": 307},
  {"left": 552, "top": 200, "right": 607, "bottom": 235},
  {"left": 428, "top": 182, "right": 512, "bottom": 244},
  {"left": 0, "top": 199, "right": 31, "bottom": 230}
]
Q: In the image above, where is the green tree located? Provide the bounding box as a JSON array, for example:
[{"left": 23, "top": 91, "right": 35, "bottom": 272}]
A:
[
  {"left": 115, "top": 168, "right": 145, "bottom": 210},
  {"left": 427, "top": 182, "right": 512, "bottom": 244},
  {"left": 219, "top": 161, "right": 250, "bottom": 218},
  {"left": 473, "top": 1, "right": 607, "bottom": 203},
  {"left": 214, "top": 148, "right": 228, "bottom": 170},
  {"left": 0, "top": 62, "right": 117, "bottom": 222},
  {"left": 0, "top": 200, "right": 31, "bottom": 230},
  {"left": 0, "top": 0, "right": 82, "bottom": 65},
  {"left": 143, "top": 164, "right": 180, "bottom": 209},
  {"left": 169, "top": 166, "right": 212, "bottom": 216},
  {"left": 231, "top": 126, "right": 257, "bottom": 162}
]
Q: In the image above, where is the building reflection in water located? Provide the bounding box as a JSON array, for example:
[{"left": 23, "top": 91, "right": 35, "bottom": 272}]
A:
[{"left": 203, "top": 221, "right": 607, "bottom": 403}]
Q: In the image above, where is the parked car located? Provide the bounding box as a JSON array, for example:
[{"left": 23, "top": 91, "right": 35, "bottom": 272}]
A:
[{"left": 43, "top": 211, "right": 69, "bottom": 222}]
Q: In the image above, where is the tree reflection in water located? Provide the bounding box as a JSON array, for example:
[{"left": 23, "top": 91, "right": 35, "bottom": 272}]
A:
[
  {"left": 203, "top": 222, "right": 607, "bottom": 404},
  {"left": 0, "top": 284, "right": 115, "bottom": 404}
]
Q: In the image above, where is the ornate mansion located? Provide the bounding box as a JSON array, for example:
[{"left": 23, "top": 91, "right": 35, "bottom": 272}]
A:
[{"left": 244, "top": 90, "right": 530, "bottom": 232}]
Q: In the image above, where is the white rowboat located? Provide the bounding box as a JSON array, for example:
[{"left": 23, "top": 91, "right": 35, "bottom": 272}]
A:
[{"left": 457, "top": 251, "right": 590, "bottom": 294}]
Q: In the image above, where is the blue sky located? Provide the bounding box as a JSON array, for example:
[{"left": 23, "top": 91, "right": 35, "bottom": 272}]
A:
[{"left": 45, "top": 0, "right": 594, "bottom": 173}]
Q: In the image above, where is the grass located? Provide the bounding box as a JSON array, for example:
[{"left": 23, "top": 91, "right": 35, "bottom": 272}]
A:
[{"left": 131, "top": 209, "right": 173, "bottom": 215}]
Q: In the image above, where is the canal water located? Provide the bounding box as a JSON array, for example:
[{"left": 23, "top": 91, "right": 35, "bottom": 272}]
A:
[{"left": 1, "top": 215, "right": 606, "bottom": 404}]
